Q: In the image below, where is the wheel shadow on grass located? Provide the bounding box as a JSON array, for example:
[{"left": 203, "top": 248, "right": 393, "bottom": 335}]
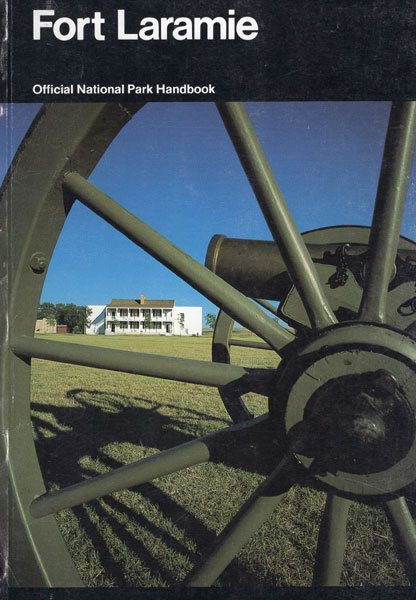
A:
[{"left": 31, "top": 388, "right": 277, "bottom": 586}]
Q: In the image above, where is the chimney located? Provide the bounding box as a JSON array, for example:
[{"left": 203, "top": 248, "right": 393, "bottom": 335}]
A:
[{"left": 140, "top": 294, "right": 146, "bottom": 304}]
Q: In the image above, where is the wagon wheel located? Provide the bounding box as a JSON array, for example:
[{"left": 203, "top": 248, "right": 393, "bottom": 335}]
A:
[{"left": 3, "top": 102, "right": 416, "bottom": 587}]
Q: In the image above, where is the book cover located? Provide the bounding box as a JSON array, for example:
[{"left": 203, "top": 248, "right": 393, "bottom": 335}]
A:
[{"left": 2, "top": 1, "right": 416, "bottom": 597}]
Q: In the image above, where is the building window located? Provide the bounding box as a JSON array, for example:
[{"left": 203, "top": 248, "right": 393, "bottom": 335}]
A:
[
  {"left": 130, "top": 309, "right": 139, "bottom": 317},
  {"left": 119, "top": 322, "right": 128, "bottom": 329},
  {"left": 119, "top": 309, "right": 128, "bottom": 317},
  {"left": 153, "top": 321, "right": 161, "bottom": 330},
  {"left": 152, "top": 309, "right": 162, "bottom": 318},
  {"left": 129, "top": 322, "right": 136, "bottom": 329}
]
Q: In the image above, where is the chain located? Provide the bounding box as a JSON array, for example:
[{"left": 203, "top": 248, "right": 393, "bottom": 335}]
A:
[
  {"left": 397, "top": 257, "right": 416, "bottom": 316},
  {"left": 327, "top": 244, "right": 350, "bottom": 288}
]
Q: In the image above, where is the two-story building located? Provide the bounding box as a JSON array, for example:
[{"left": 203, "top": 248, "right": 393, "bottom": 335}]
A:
[{"left": 86, "top": 294, "right": 202, "bottom": 336}]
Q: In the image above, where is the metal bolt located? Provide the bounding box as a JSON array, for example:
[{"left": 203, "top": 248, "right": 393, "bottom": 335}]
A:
[
  {"left": 30, "top": 252, "right": 48, "bottom": 273},
  {"left": 374, "top": 369, "right": 398, "bottom": 395}
]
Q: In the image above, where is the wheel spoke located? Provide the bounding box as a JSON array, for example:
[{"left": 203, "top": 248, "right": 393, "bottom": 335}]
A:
[
  {"left": 12, "top": 335, "right": 275, "bottom": 393},
  {"left": 229, "top": 339, "right": 273, "bottom": 350},
  {"left": 359, "top": 102, "right": 416, "bottom": 323},
  {"left": 31, "top": 415, "right": 271, "bottom": 518},
  {"left": 313, "top": 494, "right": 351, "bottom": 586},
  {"left": 31, "top": 440, "right": 209, "bottom": 518},
  {"left": 385, "top": 496, "right": 416, "bottom": 583},
  {"left": 216, "top": 102, "right": 336, "bottom": 331},
  {"left": 63, "top": 172, "right": 293, "bottom": 352},
  {"left": 185, "top": 453, "right": 298, "bottom": 587},
  {"left": 254, "top": 298, "right": 279, "bottom": 316}
]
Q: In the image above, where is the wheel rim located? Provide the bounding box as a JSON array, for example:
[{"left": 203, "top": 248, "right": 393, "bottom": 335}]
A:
[
  {"left": 211, "top": 307, "right": 278, "bottom": 423},
  {"left": 3, "top": 101, "right": 416, "bottom": 587},
  {"left": 3, "top": 103, "right": 145, "bottom": 585}
]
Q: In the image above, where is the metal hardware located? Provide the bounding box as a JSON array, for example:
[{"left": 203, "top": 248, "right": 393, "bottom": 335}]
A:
[
  {"left": 30, "top": 252, "right": 48, "bottom": 273},
  {"left": 326, "top": 244, "right": 351, "bottom": 288}
]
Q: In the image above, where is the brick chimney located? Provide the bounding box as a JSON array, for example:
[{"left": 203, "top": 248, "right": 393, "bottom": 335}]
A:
[{"left": 140, "top": 294, "right": 146, "bottom": 304}]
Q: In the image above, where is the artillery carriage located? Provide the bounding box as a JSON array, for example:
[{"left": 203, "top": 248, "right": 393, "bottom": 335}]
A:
[{"left": 2, "top": 102, "right": 416, "bottom": 586}]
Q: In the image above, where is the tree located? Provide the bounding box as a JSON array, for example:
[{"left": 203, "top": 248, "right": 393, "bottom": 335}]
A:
[
  {"left": 205, "top": 312, "right": 217, "bottom": 329},
  {"left": 45, "top": 314, "right": 56, "bottom": 328},
  {"left": 55, "top": 303, "right": 65, "bottom": 323},
  {"left": 37, "top": 302, "right": 56, "bottom": 320},
  {"left": 177, "top": 312, "right": 185, "bottom": 334},
  {"left": 143, "top": 311, "right": 152, "bottom": 332},
  {"left": 38, "top": 303, "right": 92, "bottom": 333},
  {"left": 76, "top": 305, "right": 93, "bottom": 333},
  {"left": 56, "top": 303, "right": 78, "bottom": 332}
]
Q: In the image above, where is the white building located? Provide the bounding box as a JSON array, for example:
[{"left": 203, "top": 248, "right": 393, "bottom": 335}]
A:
[{"left": 86, "top": 294, "right": 202, "bottom": 336}]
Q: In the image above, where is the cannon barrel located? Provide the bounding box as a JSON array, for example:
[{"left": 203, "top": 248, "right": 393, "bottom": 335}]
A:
[{"left": 205, "top": 234, "right": 416, "bottom": 301}]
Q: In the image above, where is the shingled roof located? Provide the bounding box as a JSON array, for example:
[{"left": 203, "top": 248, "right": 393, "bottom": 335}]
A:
[{"left": 107, "top": 299, "right": 174, "bottom": 308}]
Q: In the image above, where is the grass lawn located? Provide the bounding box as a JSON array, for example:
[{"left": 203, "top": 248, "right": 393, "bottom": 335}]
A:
[{"left": 31, "top": 332, "right": 410, "bottom": 586}]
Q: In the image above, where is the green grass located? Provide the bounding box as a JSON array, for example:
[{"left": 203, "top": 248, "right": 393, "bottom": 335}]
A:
[{"left": 31, "top": 333, "right": 409, "bottom": 586}]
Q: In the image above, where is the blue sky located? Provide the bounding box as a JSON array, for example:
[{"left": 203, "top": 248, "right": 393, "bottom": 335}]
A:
[{"left": 2, "top": 102, "right": 416, "bottom": 322}]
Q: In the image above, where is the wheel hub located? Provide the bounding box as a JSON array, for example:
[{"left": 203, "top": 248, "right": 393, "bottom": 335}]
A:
[
  {"left": 295, "top": 368, "right": 413, "bottom": 475},
  {"left": 271, "top": 323, "right": 416, "bottom": 497}
]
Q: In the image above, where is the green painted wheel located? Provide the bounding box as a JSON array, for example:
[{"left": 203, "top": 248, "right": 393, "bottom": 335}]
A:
[
  {"left": 2, "top": 103, "right": 146, "bottom": 586},
  {"left": 3, "top": 102, "right": 416, "bottom": 587}
]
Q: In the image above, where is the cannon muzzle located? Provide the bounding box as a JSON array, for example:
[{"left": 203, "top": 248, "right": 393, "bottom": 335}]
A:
[{"left": 205, "top": 234, "right": 416, "bottom": 301}]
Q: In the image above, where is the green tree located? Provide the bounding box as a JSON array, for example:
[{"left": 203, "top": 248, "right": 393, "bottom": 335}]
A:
[
  {"left": 55, "top": 303, "right": 67, "bottom": 326},
  {"left": 37, "top": 302, "right": 56, "bottom": 320},
  {"left": 45, "top": 314, "right": 56, "bottom": 328},
  {"left": 41, "top": 303, "right": 92, "bottom": 333},
  {"left": 76, "top": 305, "right": 93, "bottom": 333},
  {"left": 205, "top": 312, "right": 217, "bottom": 328},
  {"left": 57, "top": 303, "right": 78, "bottom": 332},
  {"left": 143, "top": 311, "right": 152, "bottom": 332},
  {"left": 177, "top": 312, "right": 185, "bottom": 334}
]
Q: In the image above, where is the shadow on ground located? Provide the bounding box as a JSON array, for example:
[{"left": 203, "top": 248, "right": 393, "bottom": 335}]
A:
[{"left": 31, "top": 388, "right": 282, "bottom": 586}]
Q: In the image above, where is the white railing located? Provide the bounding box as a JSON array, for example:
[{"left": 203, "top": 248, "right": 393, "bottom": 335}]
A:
[{"left": 106, "top": 313, "right": 173, "bottom": 322}]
